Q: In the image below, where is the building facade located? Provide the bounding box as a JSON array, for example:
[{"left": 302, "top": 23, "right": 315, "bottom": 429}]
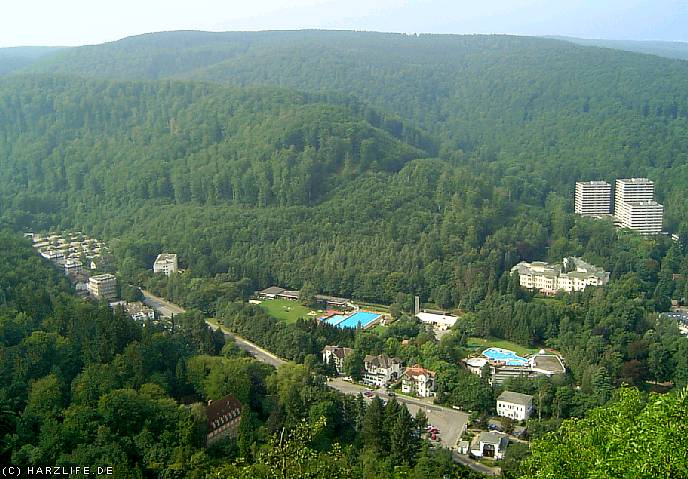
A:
[
  {"left": 401, "top": 364, "right": 436, "bottom": 397},
  {"left": 88, "top": 273, "right": 118, "bottom": 300},
  {"left": 472, "top": 432, "right": 509, "bottom": 460},
  {"left": 511, "top": 257, "right": 609, "bottom": 294},
  {"left": 497, "top": 391, "right": 534, "bottom": 421},
  {"left": 616, "top": 200, "right": 664, "bottom": 235},
  {"left": 362, "top": 354, "right": 403, "bottom": 387},
  {"left": 322, "top": 345, "right": 354, "bottom": 374},
  {"left": 575, "top": 181, "right": 611, "bottom": 216},
  {"left": 206, "top": 395, "right": 242, "bottom": 446},
  {"left": 614, "top": 178, "right": 663, "bottom": 235},
  {"left": 153, "top": 253, "right": 178, "bottom": 276}
]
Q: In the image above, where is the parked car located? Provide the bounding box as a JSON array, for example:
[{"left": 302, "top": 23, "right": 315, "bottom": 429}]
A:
[
  {"left": 364, "top": 390, "right": 374, "bottom": 397},
  {"left": 387, "top": 390, "right": 396, "bottom": 397}
]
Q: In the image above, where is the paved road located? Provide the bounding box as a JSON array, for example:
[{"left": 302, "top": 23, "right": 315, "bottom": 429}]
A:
[
  {"left": 142, "top": 290, "right": 185, "bottom": 318},
  {"left": 207, "top": 320, "right": 287, "bottom": 369},
  {"left": 329, "top": 378, "right": 469, "bottom": 451},
  {"left": 142, "top": 292, "right": 493, "bottom": 476}
]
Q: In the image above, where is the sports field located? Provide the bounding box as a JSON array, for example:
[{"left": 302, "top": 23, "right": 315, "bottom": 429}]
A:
[{"left": 258, "top": 299, "right": 313, "bottom": 323}]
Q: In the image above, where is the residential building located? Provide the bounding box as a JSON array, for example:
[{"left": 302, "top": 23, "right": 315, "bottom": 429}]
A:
[
  {"left": 401, "top": 364, "right": 436, "bottom": 397},
  {"left": 416, "top": 311, "right": 459, "bottom": 330},
  {"left": 88, "top": 273, "right": 118, "bottom": 300},
  {"left": 206, "top": 395, "right": 242, "bottom": 446},
  {"left": 322, "top": 345, "right": 354, "bottom": 374},
  {"left": 511, "top": 257, "right": 609, "bottom": 294},
  {"left": 615, "top": 178, "right": 655, "bottom": 211},
  {"left": 64, "top": 259, "right": 83, "bottom": 275},
  {"left": 153, "top": 253, "right": 178, "bottom": 276},
  {"left": 616, "top": 200, "right": 664, "bottom": 235},
  {"left": 614, "top": 178, "right": 663, "bottom": 234},
  {"left": 497, "top": 391, "right": 534, "bottom": 421},
  {"left": 472, "top": 432, "right": 509, "bottom": 460},
  {"left": 575, "top": 181, "right": 611, "bottom": 216},
  {"left": 40, "top": 250, "right": 64, "bottom": 262},
  {"left": 362, "top": 354, "right": 403, "bottom": 387}
]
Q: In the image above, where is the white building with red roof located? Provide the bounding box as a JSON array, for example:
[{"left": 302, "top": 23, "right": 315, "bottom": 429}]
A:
[{"left": 401, "top": 364, "right": 436, "bottom": 397}]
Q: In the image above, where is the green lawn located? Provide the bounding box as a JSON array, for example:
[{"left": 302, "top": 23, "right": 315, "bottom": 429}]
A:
[
  {"left": 258, "top": 299, "right": 314, "bottom": 323},
  {"left": 467, "top": 337, "right": 539, "bottom": 356}
]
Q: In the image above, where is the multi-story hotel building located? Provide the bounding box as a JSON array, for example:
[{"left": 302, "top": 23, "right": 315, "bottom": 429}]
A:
[
  {"left": 575, "top": 181, "right": 611, "bottom": 216},
  {"left": 511, "top": 257, "right": 609, "bottom": 294}
]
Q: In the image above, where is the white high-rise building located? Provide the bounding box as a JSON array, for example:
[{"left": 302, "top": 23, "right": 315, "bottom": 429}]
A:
[
  {"left": 575, "top": 181, "right": 611, "bottom": 216},
  {"left": 614, "top": 178, "right": 663, "bottom": 235},
  {"left": 615, "top": 178, "right": 654, "bottom": 217},
  {"left": 616, "top": 200, "right": 664, "bottom": 235}
]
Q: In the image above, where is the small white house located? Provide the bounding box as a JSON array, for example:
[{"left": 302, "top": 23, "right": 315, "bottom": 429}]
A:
[
  {"left": 497, "top": 391, "right": 534, "bottom": 421},
  {"left": 472, "top": 432, "right": 509, "bottom": 460},
  {"left": 362, "top": 354, "right": 403, "bottom": 387},
  {"left": 401, "top": 364, "right": 436, "bottom": 397}
]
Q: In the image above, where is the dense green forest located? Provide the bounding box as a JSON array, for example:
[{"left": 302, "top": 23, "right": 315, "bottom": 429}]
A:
[
  {"left": 0, "top": 232, "right": 482, "bottom": 478},
  {"left": 3, "top": 30, "right": 688, "bottom": 477},
  {"left": 15, "top": 31, "right": 688, "bottom": 228}
]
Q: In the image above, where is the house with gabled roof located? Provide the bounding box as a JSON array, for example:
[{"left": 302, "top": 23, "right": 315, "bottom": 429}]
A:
[
  {"left": 322, "top": 345, "right": 354, "bottom": 374},
  {"left": 362, "top": 354, "right": 403, "bottom": 387},
  {"left": 206, "top": 395, "right": 242, "bottom": 446},
  {"left": 401, "top": 364, "right": 436, "bottom": 397}
]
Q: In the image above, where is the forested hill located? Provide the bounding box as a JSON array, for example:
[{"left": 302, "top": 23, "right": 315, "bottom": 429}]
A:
[
  {"left": 20, "top": 30, "right": 688, "bottom": 229},
  {"left": 550, "top": 36, "right": 688, "bottom": 61},
  {"left": 0, "top": 75, "right": 429, "bottom": 214},
  {"left": 0, "top": 46, "right": 66, "bottom": 76}
]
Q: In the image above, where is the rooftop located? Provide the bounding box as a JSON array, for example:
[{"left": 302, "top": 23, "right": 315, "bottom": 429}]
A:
[
  {"left": 479, "top": 431, "right": 508, "bottom": 447},
  {"left": 498, "top": 391, "right": 533, "bottom": 406},
  {"left": 364, "top": 354, "right": 402, "bottom": 368},
  {"left": 403, "top": 364, "right": 436, "bottom": 379},
  {"left": 260, "top": 286, "right": 286, "bottom": 295}
]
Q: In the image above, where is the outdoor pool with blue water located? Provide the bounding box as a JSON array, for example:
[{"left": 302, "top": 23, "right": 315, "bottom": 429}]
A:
[
  {"left": 337, "top": 311, "right": 380, "bottom": 329},
  {"left": 322, "top": 311, "right": 381, "bottom": 329},
  {"left": 482, "top": 347, "right": 529, "bottom": 366}
]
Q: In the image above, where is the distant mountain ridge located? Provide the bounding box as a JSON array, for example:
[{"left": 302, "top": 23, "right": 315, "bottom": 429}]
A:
[
  {"left": 0, "top": 46, "right": 66, "bottom": 75},
  {"left": 548, "top": 36, "right": 688, "bottom": 61}
]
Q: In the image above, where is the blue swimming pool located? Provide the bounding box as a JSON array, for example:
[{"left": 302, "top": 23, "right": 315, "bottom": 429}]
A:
[
  {"left": 482, "top": 347, "right": 529, "bottom": 366},
  {"left": 324, "top": 314, "right": 347, "bottom": 326},
  {"left": 337, "top": 311, "right": 381, "bottom": 329}
]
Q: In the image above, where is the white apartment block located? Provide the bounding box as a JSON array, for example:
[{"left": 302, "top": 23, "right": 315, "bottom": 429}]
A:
[
  {"left": 575, "top": 181, "right": 611, "bottom": 216},
  {"left": 153, "top": 253, "right": 178, "bottom": 276},
  {"left": 322, "top": 346, "right": 353, "bottom": 375},
  {"left": 615, "top": 178, "right": 655, "bottom": 210},
  {"left": 511, "top": 257, "right": 609, "bottom": 294},
  {"left": 616, "top": 200, "right": 664, "bottom": 235},
  {"left": 88, "top": 273, "right": 118, "bottom": 300},
  {"left": 614, "top": 178, "right": 663, "bottom": 234},
  {"left": 497, "top": 391, "right": 534, "bottom": 421}
]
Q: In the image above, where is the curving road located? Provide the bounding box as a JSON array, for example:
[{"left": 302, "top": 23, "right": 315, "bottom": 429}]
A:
[{"left": 141, "top": 291, "right": 498, "bottom": 476}]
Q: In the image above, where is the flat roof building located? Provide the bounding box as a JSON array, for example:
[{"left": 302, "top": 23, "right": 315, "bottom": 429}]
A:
[
  {"left": 616, "top": 200, "right": 663, "bottom": 235},
  {"left": 153, "top": 253, "right": 178, "bottom": 276},
  {"left": 88, "top": 273, "right": 118, "bottom": 301},
  {"left": 575, "top": 181, "right": 611, "bottom": 216}
]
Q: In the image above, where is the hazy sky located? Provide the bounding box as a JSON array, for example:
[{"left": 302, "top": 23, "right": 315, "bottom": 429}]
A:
[{"left": 2, "top": 0, "right": 688, "bottom": 47}]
